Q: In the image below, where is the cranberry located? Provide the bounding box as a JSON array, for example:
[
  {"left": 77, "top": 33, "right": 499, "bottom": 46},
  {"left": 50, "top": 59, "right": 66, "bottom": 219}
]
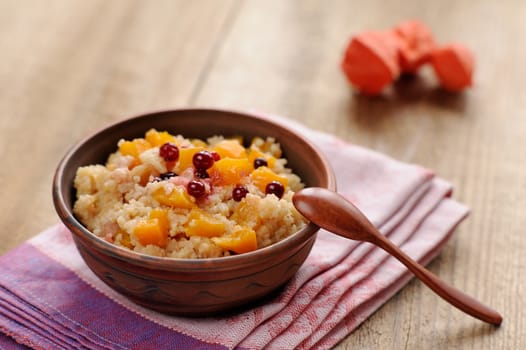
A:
[
  {"left": 160, "top": 172, "right": 177, "bottom": 180},
  {"left": 187, "top": 180, "right": 206, "bottom": 198},
  {"left": 193, "top": 151, "right": 215, "bottom": 170},
  {"left": 211, "top": 151, "right": 221, "bottom": 161},
  {"left": 253, "top": 158, "right": 268, "bottom": 169},
  {"left": 159, "top": 143, "right": 179, "bottom": 162},
  {"left": 194, "top": 168, "right": 209, "bottom": 179},
  {"left": 265, "top": 181, "right": 284, "bottom": 198},
  {"left": 232, "top": 185, "right": 248, "bottom": 201}
]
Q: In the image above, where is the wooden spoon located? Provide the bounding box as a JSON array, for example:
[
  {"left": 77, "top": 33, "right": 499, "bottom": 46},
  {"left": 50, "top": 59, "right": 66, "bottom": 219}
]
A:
[{"left": 293, "top": 187, "right": 503, "bottom": 326}]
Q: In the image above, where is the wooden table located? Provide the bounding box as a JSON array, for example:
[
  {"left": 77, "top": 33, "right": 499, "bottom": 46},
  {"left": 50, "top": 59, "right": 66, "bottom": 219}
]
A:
[{"left": 1, "top": 1, "right": 524, "bottom": 348}]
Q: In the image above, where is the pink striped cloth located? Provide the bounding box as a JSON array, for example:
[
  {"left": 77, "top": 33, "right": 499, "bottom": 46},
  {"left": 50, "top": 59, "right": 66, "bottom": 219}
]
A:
[{"left": 0, "top": 116, "right": 468, "bottom": 349}]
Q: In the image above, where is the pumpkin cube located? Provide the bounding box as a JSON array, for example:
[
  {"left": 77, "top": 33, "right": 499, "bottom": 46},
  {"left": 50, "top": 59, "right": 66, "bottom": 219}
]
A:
[
  {"left": 212, "top": 139, "right": 247, "bottom": 159},
  {"left": 119, "top": 138, "right": 151, "bottom": 158},
  {"left": 185, "top": 209, "right": 225, "bottom": 238},
  {"left": 208, "top": 158, "right": 252, "bottom": 186},
  {"left": 250, "top": 166, "right": 288, "bottom": 193},
  {"left": 119, "top": 138, "right": 151, "bottom": 167},
  {"left": 149, "top": 208, "right": 170, "bottom": 232},
  {"left": 133, "top": 209, "right": 170, "bottom": 247},
  {"left": 212, "top": 227, "right": 257, "bottom": 254},
  {"left": 152, "top": 186, "right": 195, "bottom": 209},
  {"left": 145, "top": 129, "right": 177, "bottom": 147}
]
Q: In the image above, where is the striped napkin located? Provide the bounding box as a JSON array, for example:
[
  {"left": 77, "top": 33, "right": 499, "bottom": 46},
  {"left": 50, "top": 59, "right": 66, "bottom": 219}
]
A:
[{"left": 0, "top": 116, "right": 468, "bottom": 350}]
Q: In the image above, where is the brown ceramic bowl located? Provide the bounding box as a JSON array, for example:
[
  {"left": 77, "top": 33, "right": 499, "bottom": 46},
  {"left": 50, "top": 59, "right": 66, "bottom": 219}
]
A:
[{"left": 53, "top": 108, "right": 336, "bottom": 316}]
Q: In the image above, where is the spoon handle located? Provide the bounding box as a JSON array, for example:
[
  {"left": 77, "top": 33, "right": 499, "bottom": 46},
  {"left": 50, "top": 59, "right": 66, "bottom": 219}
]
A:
[{"left": 372, "top": 233, "right": 503, "bottom": 326}]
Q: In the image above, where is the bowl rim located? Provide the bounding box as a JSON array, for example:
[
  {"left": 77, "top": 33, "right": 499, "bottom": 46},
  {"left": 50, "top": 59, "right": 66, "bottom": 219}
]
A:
[{"left": 53, "top": 108, "right": 337, "bottom": 271}]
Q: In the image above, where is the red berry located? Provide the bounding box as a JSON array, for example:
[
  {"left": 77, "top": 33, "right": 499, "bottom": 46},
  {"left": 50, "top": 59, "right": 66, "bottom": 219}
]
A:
[
  {"left": 193, "top": 151, "right": 215, "bottom": 170},
  {"left": 265, "top": 181, "right": 284, "bottom": 198},
  {"left": 211, "top": 151, "right": 221, "bottom": 161},
  {"left": 159, "top": 143, "right": 179, "bottom": 162},
  {"left": 232, "top": 185, "right": 248, "bottom": 201},
  {"left": 253, "top": 158, "right": 268, "bottom": 169},
  {"left": 187, "top": 180, "right": 206, "bottom": 198}
]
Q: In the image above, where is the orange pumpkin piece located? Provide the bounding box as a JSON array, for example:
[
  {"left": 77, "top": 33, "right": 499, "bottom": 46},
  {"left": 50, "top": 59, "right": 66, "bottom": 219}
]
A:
[
  {"left": 212, "top": 227, "right": 257, "bottom": 254},
  {"left": 119, "top": 141, "right": 136, "bottom": 157},
  {"left": 185, "top": 209, "right": 225, "bottom": 238},
  {"left": 152, "top": 186, "right": 195, "bottom": 209},
  {"left": 212, "top": 139, "right": 247, "bottom": 159},
  {"left": 145, "top": 129, "right": 178, "bottom": 147},
  {"left": 248, "top": 149, "right": 276, "bottom": 169},
  {"left": 133, "top": 209, "right": 170, "bottom": 247},
  {"left": 177, "top": 146, "right": 205, "bottom": 172},
  {"left": 208, "top": 158, "right": 252, "bottom": 186},
  {"left": 119, "top": 138, "right": 151, "bottom": 167},
  {"left": 149, "top": 208, "right": 170, "bottom": 232},
  {"left": 250, "top": 166, "right": 288, "bottom": 193}
]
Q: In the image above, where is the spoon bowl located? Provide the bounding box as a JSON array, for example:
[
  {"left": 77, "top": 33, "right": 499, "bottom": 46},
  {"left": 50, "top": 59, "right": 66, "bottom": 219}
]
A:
[{"left": 293, "top": 187, "right": 503, "bottom": 326}]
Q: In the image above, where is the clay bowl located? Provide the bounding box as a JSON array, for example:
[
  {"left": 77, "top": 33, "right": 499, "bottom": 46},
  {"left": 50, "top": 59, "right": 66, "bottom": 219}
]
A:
[{"left": 53, "top": 108, "right": 336, "bottom": 316}]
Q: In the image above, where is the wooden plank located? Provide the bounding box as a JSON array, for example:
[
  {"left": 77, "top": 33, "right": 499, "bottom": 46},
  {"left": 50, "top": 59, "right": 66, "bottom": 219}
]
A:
[
  {"left": 193, "top": 0, "right": 525, "bottom": 348},
  {"left": 1, "top": 0, "right": 525, "bottom": 348},
  {"left": 0, "top": 0, "right": 238, "bottom": 253}
]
